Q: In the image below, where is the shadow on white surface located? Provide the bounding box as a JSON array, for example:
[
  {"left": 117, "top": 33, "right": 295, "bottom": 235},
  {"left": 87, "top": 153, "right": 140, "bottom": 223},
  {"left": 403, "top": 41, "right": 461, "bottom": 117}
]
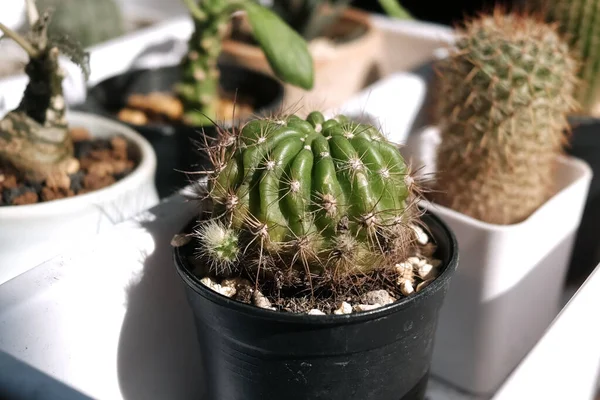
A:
[{"left": 116, "top": 198, "right": 206, "bottom": 400}]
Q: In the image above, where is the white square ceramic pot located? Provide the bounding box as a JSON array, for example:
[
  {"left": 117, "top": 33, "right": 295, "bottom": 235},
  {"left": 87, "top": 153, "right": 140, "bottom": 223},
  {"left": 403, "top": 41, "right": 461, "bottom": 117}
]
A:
[{"left": 405, "top": 126, "right": 593, "bottom": 395}]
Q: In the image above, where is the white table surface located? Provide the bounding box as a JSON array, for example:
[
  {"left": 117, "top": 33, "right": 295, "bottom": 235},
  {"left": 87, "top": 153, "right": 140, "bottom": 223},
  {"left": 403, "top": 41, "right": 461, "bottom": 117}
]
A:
[{"left": 1, "top": 190, "right": 598, "bottom": 400}]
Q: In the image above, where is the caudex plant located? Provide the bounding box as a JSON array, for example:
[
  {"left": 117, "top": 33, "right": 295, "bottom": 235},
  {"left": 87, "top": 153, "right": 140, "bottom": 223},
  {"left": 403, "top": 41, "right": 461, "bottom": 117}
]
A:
[
  {"left": 431, "top": 9, "right": 579, "bottom": 225},
  {"left": 176, "top": 0, "right": 314, "bottom": 126},
  {"left": 0, "top": 0, "right": 90, "bottom": 183},
  {"left": 192, "top": 110, "right": 432, "bottom": 304}
]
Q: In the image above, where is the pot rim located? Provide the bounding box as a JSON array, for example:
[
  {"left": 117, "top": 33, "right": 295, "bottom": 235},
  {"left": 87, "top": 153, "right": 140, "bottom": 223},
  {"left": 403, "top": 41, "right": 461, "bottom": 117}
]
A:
[
  {"left": 0, "top": 111, "right": 156, "bottom": 218},
  {"left": 222, "top": 7, "right": 376, "bottom": 60},
  {"left": 173, "top": 209, "right": 459, "bottom": 325}
]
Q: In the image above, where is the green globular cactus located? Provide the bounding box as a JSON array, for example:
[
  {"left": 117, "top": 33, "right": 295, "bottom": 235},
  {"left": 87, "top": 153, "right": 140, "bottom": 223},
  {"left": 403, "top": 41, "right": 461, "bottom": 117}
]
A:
[
  {"left": 176, "top": 0, "right": 314, "bottom": 127},
  {"left": 194, "top": 111, "right": 421, "bottom": 281},
  {"left": 36, "top": 0, "right": 125, "bottom": 48},
  {"left": 431, "top": 11, "right": 579, "bottom": 225},
  {"left": 540, "top": 0, "right": 600, "bottom": 116}
]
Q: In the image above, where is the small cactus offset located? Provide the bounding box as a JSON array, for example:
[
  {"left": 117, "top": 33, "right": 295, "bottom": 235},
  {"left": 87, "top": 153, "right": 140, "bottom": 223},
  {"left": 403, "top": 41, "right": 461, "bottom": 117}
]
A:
[
  {"left": 36, "top": 0, "right": 125, "bottom": 48},
  {"left": 540, "top": 0, "right": 600, "bottom": 116},
  {"left": 176, "top": 0, "right": 313, "bottom": 126},
  {"left": 194, "top": 111, "right": 422, "bottom": 283},
  {"left": 432, "top": 11, "right": 579, "bottom": 225}
]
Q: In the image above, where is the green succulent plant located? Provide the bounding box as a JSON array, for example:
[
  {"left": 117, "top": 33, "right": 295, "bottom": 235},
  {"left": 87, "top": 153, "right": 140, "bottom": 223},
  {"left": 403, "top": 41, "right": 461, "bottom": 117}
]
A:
[
  {"left": 431, "top": 10, "right": 579, "bottom": 225},
  {"left": 176, "top": 0, "right": 314, "bottom": 127},
  {"left": 269, "top": 0, "right": 413, "bottom": 42},
  {"left": 35, "top": 0, "right": 125, "bottom": 48},
  {"left": 0, "top": 0, "right": 89, "bottom": 182},
  {"left": 538, "top": 0, "right": 600, "bottom": 116},
  {"left": 194, "top": 111, "right": 422, "bottom": 284}
]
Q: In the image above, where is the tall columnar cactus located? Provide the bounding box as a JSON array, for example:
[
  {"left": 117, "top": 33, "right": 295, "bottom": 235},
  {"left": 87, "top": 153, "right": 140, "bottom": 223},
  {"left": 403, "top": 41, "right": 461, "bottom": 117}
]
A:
[
  {"left": 432, "top": 11, "right": 579, "bottom": 225},
  {"left": 0, "top": 0, "right": 89, "bottom": 182},
  {"left": 176, "top": 0, "right": 314, "bottom": 127},
  {"left": 539, "top": 0, "right": 600, "bottom": 116},
  {"left": 195, "top": 111, "right": 421, "bottom": 281},
  {"left": 36, "top": 0, "right": 125, "bottom": 48}
]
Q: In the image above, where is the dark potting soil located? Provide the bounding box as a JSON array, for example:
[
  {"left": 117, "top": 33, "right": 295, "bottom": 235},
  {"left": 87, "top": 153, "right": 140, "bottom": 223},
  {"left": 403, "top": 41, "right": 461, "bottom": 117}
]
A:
[
  {"left": 0, "top": 127, "right": 138, "bottom": 207},
  {"left": 178, "top": 229, "right": 443, "bottom": 315}
]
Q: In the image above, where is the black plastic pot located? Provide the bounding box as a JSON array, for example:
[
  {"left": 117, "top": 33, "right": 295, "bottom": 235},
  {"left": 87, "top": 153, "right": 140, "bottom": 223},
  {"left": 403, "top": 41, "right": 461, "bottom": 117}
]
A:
[
  {"left": 173, "top": 211, "right": 458, "bottom": 400},
  {"left": 82, "top": 64, "right": 284, "bottom": 198}
]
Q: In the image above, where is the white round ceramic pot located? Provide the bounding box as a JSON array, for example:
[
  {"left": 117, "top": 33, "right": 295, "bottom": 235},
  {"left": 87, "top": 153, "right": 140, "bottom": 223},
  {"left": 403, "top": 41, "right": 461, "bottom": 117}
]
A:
[{"left": 0, "top": 111, "right": 159, "bottom": 285}]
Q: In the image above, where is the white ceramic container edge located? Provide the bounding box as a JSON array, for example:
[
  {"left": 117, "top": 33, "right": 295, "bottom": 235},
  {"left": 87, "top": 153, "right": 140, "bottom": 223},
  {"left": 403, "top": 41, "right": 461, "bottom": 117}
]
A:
[
  {"left": 408, "top": 126, "right": 593, "bottom": 395},
  {"left": 0, "top": 111, "right": 159, "bottom": 286}
]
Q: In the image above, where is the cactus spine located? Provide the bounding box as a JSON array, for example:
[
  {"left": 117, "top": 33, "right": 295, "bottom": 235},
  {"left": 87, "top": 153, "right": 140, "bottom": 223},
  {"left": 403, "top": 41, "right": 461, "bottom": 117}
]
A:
[
  {"left": 36, "top": 0, "right": 125, "bottom": 48},
  {"left": 195, "top": 112, "right": 421, "bottom": 281},
  {"left": 0, "top": 0, "right": 89, "bottom": 182},
  {"left": 432, "top": 11, "right": 579, "bottom": 225},
  {"left": 541, "top": 0, "right": 600, "bottom": 116}
]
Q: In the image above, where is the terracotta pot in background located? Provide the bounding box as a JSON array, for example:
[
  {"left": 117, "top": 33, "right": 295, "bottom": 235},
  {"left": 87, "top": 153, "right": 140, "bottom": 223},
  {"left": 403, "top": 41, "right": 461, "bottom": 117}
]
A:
[{"left": 220, "top": 8, "right": 382, "bottom": 114}]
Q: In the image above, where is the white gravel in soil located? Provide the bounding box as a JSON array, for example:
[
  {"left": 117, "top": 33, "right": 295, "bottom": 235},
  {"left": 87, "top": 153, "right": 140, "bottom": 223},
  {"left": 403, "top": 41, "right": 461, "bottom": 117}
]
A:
[{"left": 196, "top": 229, "right": 443, "bottom": 315}]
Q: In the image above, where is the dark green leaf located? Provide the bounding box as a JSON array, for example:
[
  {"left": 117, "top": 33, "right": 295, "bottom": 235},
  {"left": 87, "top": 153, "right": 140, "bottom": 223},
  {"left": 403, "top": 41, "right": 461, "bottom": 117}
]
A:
[{"left": 241, "top": 2, "right": 314, "bottom": 90}]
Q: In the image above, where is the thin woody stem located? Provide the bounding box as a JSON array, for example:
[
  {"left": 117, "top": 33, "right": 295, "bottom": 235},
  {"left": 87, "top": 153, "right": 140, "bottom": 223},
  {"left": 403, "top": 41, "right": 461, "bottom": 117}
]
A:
[{"left": 0, "top": 22, "right": 39, "bottom": 58}]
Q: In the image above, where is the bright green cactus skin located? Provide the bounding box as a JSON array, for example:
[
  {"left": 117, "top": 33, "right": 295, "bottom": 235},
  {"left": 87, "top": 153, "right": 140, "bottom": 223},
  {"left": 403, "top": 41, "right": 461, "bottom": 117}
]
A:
[
  {"left": 542, "top": 0, "right": 600, "bottom": 115},
  {"left": 198, "top": 112, "right": 418, "bottom": 278},
  {"left": 36, "top": 0, "right": 124, "bottom": 48},
  {"left": 432, "top": 12, "right": 578, "bottom": 225}
]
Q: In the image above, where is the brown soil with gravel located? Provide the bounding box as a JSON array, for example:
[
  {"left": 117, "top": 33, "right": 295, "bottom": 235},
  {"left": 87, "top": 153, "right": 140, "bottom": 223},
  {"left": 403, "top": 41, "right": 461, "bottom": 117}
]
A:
[
  {"left": 176, "top": 226, "right": 445, "bottom": 315},
  {"left": 0, "top": 127, "right": 138, "bottom": 207},
  {"left": 117, "top": 91, "right": 255, "bottom": 126}
]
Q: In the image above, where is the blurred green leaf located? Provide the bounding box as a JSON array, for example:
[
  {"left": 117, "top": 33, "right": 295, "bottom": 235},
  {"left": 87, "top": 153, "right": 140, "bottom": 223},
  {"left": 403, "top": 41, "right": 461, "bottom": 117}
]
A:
[
  {"left": 378, "top": 0, "right": 413, "bottom": 19},
  {"left": 241, "top": 2, "right": 315, "bottom": 90}
]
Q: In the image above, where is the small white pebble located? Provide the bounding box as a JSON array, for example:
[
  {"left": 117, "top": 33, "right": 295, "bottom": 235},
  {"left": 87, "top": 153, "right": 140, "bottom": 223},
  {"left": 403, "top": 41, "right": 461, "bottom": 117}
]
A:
[
  {"left": 217, "top": 286, "right": 237, "bottom": 298},
  {"left": 334, "top": 301, "right": 352, "bottom": 315},
  {"left": 253, "top": 291, "right": 275, "bottom": 310},
  {"left": 396, "top": 262, "right": 414, "bottom": 282},
  {"left": 170, "top": 233, "right": 191, "bottom": 247},
  {"left": 418, "top": 263, "right": 435, "bottom": 280},
  {"left": 362, "top": 290, "right": 396, "bottom": 306},
  {"left": 410, "top": 224, "right": 429, "bottom": 245},
  {"left": 395, "top": 262, "right": 411, "bottom": 273},
  {"left": 354, "top": 303, "right": 382, "bottom": 312},
  {"left": 407, "top": 257, "right": 421, "bottom": 266},
  {"left": 417, "top": 279, "right": 433, "bottom": 292},
  {"left": 200, "top": 277, "right": 219, "bottom": 290},
  {"left": 200, "top": 277, "right": 237, "bottom": 298},
  {"left": 308, "top": 309, "right": 326, "bottom": 315},
  {"left": 416, "top": 258, "right": 427, "bottom": 267},
  {"left": 399, "top": 279, "right": 415, "bottom": 296},
  {"left": 222, "top": 277, "right": 252, "bottom": 289}
]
